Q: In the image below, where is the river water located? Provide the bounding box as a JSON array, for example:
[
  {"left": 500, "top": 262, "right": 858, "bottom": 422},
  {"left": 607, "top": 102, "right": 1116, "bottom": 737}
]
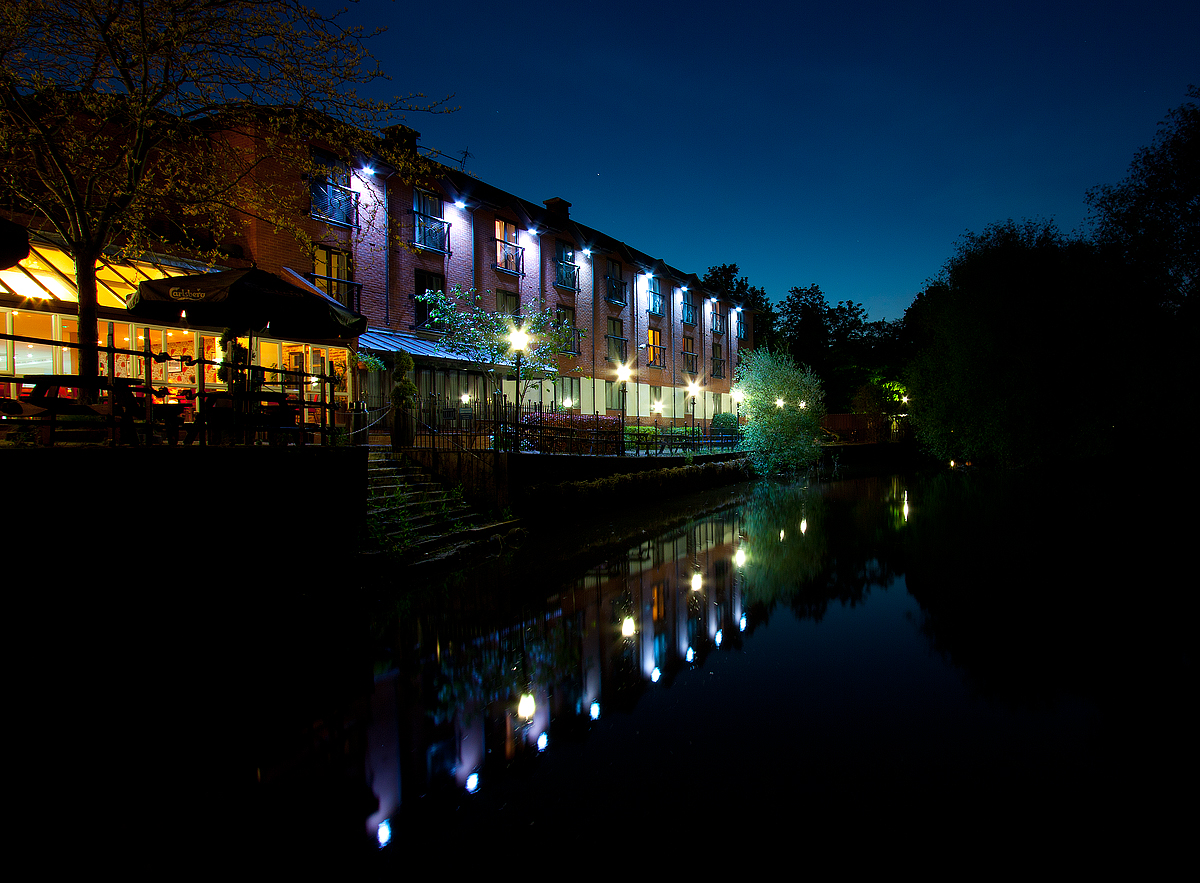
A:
[{"left": 243, "top": 470, "right": 1191, "bottom": 856}]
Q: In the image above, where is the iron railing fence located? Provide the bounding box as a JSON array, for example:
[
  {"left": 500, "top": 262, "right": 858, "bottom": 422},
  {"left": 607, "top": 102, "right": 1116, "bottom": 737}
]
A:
[
  {"left": 398, "top": 396, "right": 744, "bottom": 457},
  {"left": 1, "top": 330, "right": 341, "bottom": 446}
]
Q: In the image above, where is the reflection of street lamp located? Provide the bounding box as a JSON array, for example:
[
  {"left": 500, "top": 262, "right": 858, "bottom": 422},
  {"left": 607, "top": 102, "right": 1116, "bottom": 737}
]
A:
[
  {"left": 687, "top": 380, "right": 700, "bottom": 444},
  {"left": 617, "top": 363, "right": 630, "bottom": 455},
  {"left": 732, "top": 388, "right": 744, "bottom": 445}
]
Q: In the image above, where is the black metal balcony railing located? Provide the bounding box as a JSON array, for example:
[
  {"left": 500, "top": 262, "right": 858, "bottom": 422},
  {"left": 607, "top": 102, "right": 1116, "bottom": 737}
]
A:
[
  {"left": 682, "top": 351, "right": 697, "bottom": 374},
  {"left": 648, "top": 292, "right": 664, "bottom": 315},
  {"left": 711, "top": 357, "right": 725, "bottom": 378},
  {"left": 605, "top": 276, "right": 627, "bottom": 306},
  {"left": 495, "top": 240, "right": 525, "bottom": 275},
  {"left": 310, "top": 273, "right": 363, "bottom": 312},
  {"left": 647, "top": 344, "right": 665, "bottom": 367},
  {"left": 555, "top": 260, "right": 579, "bottom": 290},
  {"left": 681, "top": 302, "right": 696, "bottom": 325},
  {"left": 606, "top": 335, "right": 627, "bottom": 363},
  {"left": 311, "top": 181, "right": 357, "bottom": 227},
  {"left": 413, "top": 213, "right": 451, "bottom": 252},
  {"left": 560, "top": 329, "right": 582, "bottom": 354},
  {"left": 711, "top": 312, "right": 725, "bottom": 335}
]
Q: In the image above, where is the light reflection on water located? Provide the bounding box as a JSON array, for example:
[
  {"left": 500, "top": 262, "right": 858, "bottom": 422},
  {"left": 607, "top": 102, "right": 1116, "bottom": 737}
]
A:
[{"left": 363, "top": 473, "right": 1141, "bottom": 842}]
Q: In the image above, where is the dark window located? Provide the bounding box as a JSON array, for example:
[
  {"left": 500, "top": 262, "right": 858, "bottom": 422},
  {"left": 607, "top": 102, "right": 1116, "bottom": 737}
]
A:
[
  {"left": 647, "top": 276, "right": 663, "bottom": 315},
  {"left": 497, "top": 290, "right": 520, "bottom": 317},
  {"left": 413, "top": 190, "right": 450, "bottom": 252},
  {"left": 737, "top": 309, "right": 745, "bottom": 339},
  {"left": 414, "top": 269, "right": 445, "bottom": 329},
  {"left": 682, "top": 336, "right": 696, "bottom": 374},
  {"left": 712, "top": 307, "right": 725, "bottom": 336},
  {"left": 556, "top": 306, "right": 580, "bottom": 354},
  {"left": 606, "top": 317, "right": 626, "bottom": 362},
  {"left": 555, "top": 241, "right": 578, "bottom": 290},
  {"left": 605, "top": 259, "right": 626, "bottom": 306},
  {"left": 712, "top": 341, "right": 725, "bottom": 378},
  {"left": 681, "top": 288, "right": 696, "bottom": 325},
  {"left": 311, "top": 152, "right": 357, "bottom": 226}
]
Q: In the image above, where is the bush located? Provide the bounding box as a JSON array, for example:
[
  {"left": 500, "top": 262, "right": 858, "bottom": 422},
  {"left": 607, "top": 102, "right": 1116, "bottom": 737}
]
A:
[{"left": 710, "top": 412, "right": 739, "bottom": 435}]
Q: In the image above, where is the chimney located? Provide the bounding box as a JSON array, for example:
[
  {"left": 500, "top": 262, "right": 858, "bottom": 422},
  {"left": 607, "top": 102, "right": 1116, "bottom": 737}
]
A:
[{"left": 543, "top": 197, "right": 571, "bottom": 218}]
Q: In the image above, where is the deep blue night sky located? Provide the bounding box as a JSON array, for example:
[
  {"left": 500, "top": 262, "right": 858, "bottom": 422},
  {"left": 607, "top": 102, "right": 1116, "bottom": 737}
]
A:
[{"left": 329, "top": 0, "right": 1197, "bottom": 321}]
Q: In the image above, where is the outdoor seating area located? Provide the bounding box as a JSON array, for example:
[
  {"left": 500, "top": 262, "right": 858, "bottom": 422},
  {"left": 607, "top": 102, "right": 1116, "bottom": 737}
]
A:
[{"left": 1, "top": 330, "right": 343, "bottom": 447}]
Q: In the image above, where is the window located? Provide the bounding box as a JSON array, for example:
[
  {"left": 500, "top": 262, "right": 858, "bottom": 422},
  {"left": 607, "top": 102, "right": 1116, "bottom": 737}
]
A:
[
  {"left": 681, "top": 288, "right": 696, "bottom": 325},
  {"left": 313, "top": 245, "right": 360, "bottom": 310},
  {"left": 647, "top": 276, "right": 663, "bottom": 316},
  {"left": 712, "top": 341, "right": 725, "bottom": 378},
  {"left": 311, "top": 152, "right": 356, "bottom": 226},
  {"left": 414, "top": 269, "right": 445, "bottom": 329},
  {"left": 556, "top": 305, "right": 580, "bottom": 353},
  {"left": 497, "top": 290, "right": 520, "bottom": 317},
  {"left": 495, "top": 220, "right": 523, "bottom": 275},
  {"left": 555, "top": 241, "right": 578, "bottom": 290},
  {"left": 647, "top": 328, "right": 664, "bottom": 368},
  {"left": 682, "top": 336, "right": 697, "bottom": 374},
  {"left": 650, "top": 385, "right": 663, "bottom": 414},
  {"left": 413, "top": 190, "right": 450, "bottom": 252},
  {"left": 556, "top": 375, "right": 581, "bottom": 409},
  {"left": 605, "top": 380, "right": 625, "bottom": 410},
  {"left": 605, "top": 259, "right": 626, "bottom": 306},
  {"left": 737, "top": 309, "right": 745, "bottom": 339},
  {"left": 712, "top": 306, "right": 725, "bottom": 335},
  {"left": 606, "top": 317, "right": 626, "bottom": 362}
]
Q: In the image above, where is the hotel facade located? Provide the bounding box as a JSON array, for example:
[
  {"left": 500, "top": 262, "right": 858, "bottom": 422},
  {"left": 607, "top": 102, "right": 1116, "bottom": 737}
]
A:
[{"left": 1, "top": 127, "right": 755, "bottom": 430}]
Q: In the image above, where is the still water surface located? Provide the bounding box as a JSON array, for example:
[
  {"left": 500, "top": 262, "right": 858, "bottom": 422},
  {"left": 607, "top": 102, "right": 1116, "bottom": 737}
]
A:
[{"left": 345, "top": 472, "right": 1189, "bottom": 849}]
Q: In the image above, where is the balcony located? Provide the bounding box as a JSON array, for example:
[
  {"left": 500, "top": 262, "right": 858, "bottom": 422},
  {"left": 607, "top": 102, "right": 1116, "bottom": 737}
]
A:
[
  {"left": 681, "top": 302, "right": 696, "bottom": 325},
  {"left": 647, "top": 344, "right": 665, "bottom": 368},
  {"left": 606, "top": 335, "right": 627, "bottom": 363},
  {"left": 605, "top": 276, "right": 627, "bottom": 306},
  {"left": 682, "top": 351, "right": 697, "bottom": 374},
  {"left": 555, "top": 260, "right": 579, "bottom": 290},
  {"left": 413, "top": 213, "right": 451, "bottom": 253},
  {"left": 311, "top": 181, "right": 357, "bottom": 227},
  {"left": 711, "top": 312, "right": 725, "bottom": 336},
  {"left": 711, "top": 357, "right": 725, "bottom": 378},
  {"left": 495, "top": 240, "right": 525, "bottom": 276},
  {"left": 648, "top": 292, "right": 664, "bottom": 315}
]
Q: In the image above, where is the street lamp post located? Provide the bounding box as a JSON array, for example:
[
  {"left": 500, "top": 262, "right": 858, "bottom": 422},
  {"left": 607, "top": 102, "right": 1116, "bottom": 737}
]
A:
[
  {"left": 509, "top": 319, "right": 528, "bottom": 452},
  {"left": 687, "top": 380, "right": 700, "bottom": 450}
]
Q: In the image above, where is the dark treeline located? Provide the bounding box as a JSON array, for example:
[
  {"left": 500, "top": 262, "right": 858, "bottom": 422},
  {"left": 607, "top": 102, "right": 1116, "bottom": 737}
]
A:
[{"left": 717, "top": 85, "right": 1196, "bottom": 469}]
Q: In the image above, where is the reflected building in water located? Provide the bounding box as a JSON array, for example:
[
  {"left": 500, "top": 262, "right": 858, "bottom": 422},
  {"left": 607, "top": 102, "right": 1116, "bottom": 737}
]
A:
[{"left": 364, "top": 503, "right": 746, "bottom": 840}]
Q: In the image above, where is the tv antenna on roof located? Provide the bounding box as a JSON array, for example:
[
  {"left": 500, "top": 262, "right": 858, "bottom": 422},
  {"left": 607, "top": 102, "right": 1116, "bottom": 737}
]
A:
[{"left": 457, "top": 147, "right": 473, "bottom": 170}]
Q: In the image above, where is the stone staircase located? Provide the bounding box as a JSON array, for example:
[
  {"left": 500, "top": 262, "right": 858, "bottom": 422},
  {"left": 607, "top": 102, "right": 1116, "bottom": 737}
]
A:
[{"left": 365, "top": 446, "right": 495, "bottom": 555}]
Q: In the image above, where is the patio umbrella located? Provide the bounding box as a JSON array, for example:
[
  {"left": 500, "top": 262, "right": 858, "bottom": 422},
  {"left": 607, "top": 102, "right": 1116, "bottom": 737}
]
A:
[{"left": 128, "top": 268, "right": 366, "bottom": 339}]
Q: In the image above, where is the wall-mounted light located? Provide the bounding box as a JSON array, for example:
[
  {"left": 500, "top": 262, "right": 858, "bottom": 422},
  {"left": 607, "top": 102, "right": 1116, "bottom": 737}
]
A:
[{"left": 454, "top": 200, "right": 466, "bottom": 209}]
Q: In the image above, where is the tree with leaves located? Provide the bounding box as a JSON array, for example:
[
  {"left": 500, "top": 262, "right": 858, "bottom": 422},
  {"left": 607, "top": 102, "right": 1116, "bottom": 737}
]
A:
[
  {"left": 0, "top": 0, "right": 448, "bottom": 386},
  {"left": 733, "top": 348, "right": 825, "bottom": 474},
  {"left": 1086, "top": 85, "right": 1197, "bottom": 317},
  {"left": 416, "top": 286, "right": 584, "bottom": 403},
  {"left": 903, "top": 219, "right": 1118, "bottom": 469}
]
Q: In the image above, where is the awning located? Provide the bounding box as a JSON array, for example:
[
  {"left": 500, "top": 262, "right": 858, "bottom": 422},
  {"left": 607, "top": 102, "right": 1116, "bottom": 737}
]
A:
[{"left": 356, "top": 328, "right": 501, "bottom": 371}]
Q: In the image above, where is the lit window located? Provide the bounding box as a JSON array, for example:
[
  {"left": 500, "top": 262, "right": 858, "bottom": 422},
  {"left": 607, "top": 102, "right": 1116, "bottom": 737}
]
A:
[
  {"left": 312, "top": 245, "right": 358, "bottom": 309},
  {"left": 495, "top": 220, "right": 522, "bottom": 274},
  {"left": 555, "top": 241, "right": 578, "bottom": 290},
  {"left": 413, "top": 190, "right": 450, "bottom": 252},
  {"left": 647, "top": 328, "right": 664, "bottom": 367}
]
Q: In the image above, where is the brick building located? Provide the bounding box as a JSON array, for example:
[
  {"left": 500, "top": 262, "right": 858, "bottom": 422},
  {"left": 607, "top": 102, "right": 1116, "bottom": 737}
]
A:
[{"left": 2, "top": 124, "right": 755, "bottom": 429}]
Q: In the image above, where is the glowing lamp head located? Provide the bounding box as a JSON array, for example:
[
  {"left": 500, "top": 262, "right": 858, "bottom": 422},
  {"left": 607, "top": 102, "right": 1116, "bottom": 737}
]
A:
[
  {"left": 616, "top": 364, "right": 631, "bottom": 383},
  {"left": 621, "top": 616, "right": 635, "bottom": 637},
  {"left": 518, "top": 693, "right": 535, "bottom": 719},
  {"left": 732, "top": 389, "right": 744, "bottom": 404},
  {"left": 691, "top": 573, "right": 702, "bottom": 592},
  {"left": 460, "top": 393, "right": 470, "bottom": 404},
  {"left": 776, "top": 398, "right": 785, "bottom": 408},
  {"left": 509, "top": 326, "right": 529, "bottom": 352}
]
